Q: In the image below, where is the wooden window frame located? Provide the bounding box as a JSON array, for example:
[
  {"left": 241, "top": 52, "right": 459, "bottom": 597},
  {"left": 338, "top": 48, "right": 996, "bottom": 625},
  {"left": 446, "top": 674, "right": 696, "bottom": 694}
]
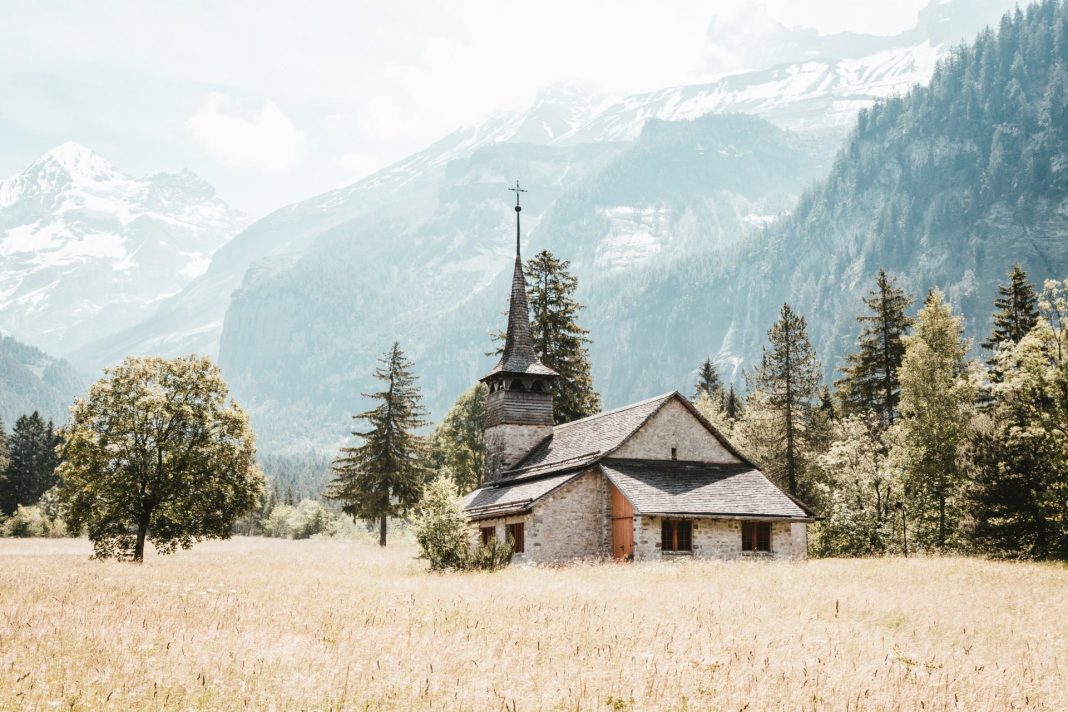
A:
[
  {"left": 506, "top": 522, "right": 525, "bottom": 553},
  {"left": 741, "top": 521, "right": 772, "bottom": 552},
  {"left": 660, "top": 519, "right": 693, "bottom": 553},
  {"left": 479, "top": 525, "right": 496, "bottom": 546}
]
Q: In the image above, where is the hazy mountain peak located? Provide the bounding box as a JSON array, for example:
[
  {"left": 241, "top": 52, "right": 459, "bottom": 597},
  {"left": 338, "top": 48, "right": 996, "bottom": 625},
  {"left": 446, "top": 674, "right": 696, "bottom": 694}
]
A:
[{"left": 0, "top": 145, "right": 246, "bottom": 356}]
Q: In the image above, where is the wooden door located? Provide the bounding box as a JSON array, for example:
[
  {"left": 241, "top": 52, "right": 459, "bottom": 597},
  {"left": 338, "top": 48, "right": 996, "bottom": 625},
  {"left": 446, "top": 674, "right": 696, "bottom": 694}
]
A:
[{"left": 610, "top": 484, "right": 634, "bottom": 560}]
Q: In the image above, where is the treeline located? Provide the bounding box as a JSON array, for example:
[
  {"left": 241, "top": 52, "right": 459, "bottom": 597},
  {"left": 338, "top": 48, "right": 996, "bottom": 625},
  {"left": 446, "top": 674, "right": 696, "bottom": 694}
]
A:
[
  {"left": 0, "top": 412, "right": 64, "bottom": 536},
  {"left": 694, "top": 264, "right": 1068, "bottom": 560}
]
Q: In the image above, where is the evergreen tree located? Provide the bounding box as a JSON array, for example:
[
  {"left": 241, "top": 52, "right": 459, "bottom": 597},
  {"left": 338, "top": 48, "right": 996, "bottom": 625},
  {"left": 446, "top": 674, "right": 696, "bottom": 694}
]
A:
[
  {"left": 524, "top": 250, "right": 600, "bottom": 424},
  {"left": 836, "top": 269, "right": 914, "bottom": 427},
  {"left": 693, "top": 357, "right": 723, "bottom": 402},
  {"left": 0, "top": 412, "right": 62, "bottom": 515},
  {"left": 0, "top": 419, "right": 9, "bottom": 504},
  {"left": 982, "top": 263, "right": 1040, "bottom": 355},
  {"left": 430, "top": 385, "right": 486, "bottom": 494},
  {"left": 746, "top": 303, "right": 822, "bottom": 498},
  {"left": 327, "top": 342, "right": 431, "bottom": 546},
  {"left": 889, "top": 290, "right": 976, "bottom": 551},
  {"left": 723, "top": 383, "right": 744, "bottom": 422},
  {"left": 969, "top": 283, "right": 1068, "bottom": 559}
]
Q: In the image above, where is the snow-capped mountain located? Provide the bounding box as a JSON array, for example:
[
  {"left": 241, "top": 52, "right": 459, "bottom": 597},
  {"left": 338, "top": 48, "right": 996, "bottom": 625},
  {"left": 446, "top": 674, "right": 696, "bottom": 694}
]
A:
[{"left": 0, "top": 143, "right": 246, "bottom": 355}]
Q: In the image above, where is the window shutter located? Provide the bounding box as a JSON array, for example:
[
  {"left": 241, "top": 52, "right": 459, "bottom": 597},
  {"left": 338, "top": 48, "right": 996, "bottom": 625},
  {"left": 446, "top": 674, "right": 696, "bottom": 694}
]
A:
[
  {"left": 677, "top": 521, "right": 692, "bottom": 552},
  {"left": 757, "top": 522, "right": 771, "bottom": 552},
  {"left": 508, "top": 522, "right": 525, "bottom": 553}
]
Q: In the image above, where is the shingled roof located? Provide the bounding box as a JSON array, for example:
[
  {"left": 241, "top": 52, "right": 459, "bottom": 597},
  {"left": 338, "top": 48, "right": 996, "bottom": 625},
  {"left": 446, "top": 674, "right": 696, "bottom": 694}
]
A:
[
  {"left": 498, "top": 392, "right": 676, "bottom": 480},
  {"left": 599, "top": 459, "right": 815, "bottom": 521},
  {"left": 481, "top": 254, "right": 558, "bottom": 379},
  {"left": 463, "top": 391, "right": 815, "bottom": 521}
]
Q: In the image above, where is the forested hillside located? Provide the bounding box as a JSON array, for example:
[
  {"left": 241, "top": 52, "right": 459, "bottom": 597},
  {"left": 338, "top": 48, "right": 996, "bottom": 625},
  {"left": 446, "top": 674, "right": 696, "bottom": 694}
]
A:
[
  {"left": 592, "top": 0, "right": 1068, "bottom": 397},
  {"left": 0, "top": 336, "right": 84, "bottom": 425}
]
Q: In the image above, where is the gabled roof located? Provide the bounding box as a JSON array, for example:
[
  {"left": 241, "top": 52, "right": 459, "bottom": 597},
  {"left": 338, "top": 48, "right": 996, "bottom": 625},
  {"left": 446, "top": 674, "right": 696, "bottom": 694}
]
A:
[
  {"left": 497, "top": 392, "right": 678, "bottom": 481},
  {"left": 481, "top": 254, "right": 558, "bottom": 379},
  {"left": 599, "top": 459, "right": 815, "bottom": 521},
  {"left": 462, "top": 391, "right": 810, "bottom": 520}
]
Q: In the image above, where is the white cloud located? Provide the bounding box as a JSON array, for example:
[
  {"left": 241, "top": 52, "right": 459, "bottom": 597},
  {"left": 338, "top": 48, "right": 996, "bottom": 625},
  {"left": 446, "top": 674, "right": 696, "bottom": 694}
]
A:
[{"left": 186, "top": 93, "right": 304, "bottom": 172}]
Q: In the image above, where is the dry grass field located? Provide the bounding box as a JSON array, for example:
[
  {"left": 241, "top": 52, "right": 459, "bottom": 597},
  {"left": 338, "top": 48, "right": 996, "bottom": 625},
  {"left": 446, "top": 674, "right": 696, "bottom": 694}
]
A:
[{"left": 0, "top": 538, "right": 1065, "bottom": 711}]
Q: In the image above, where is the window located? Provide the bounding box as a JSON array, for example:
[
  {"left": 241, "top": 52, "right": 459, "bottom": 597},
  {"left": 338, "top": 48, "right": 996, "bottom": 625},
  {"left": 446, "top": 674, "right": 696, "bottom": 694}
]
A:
[
  {"left": 507, "top": 522, "right": 525, "bottom": 553},
  {"left": 479, "top": 525, "right": 496, "bottom": 546},
  {"left": 670, "top": 447, "right": 678, "bottom": 460},
  {"left": 660, "top": 519, "right": 693, "bottom": 552},
  {"left": 741, "top": 521, "right": 771, "bottom": 552}
]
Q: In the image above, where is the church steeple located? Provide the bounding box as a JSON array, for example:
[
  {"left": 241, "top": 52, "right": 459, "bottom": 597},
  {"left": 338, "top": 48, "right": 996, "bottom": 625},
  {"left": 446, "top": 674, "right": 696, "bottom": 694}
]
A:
[{"left": 480, "top": 181, "right": 557, "bottom": 482}]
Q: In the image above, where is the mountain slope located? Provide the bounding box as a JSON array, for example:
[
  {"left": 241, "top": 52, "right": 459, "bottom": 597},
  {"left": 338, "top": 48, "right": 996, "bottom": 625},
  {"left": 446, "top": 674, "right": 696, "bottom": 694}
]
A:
[
  {"left": 0, "top": 143, "right": 246, "bottom": 355},
  {"left": 69, "top": 1, "right": 1004, "bottom": 374},
  {"left": 0, "top": 335, "right": 84, "bottom": 425},
  {"left": 216, "top": 115, "right": 831, "bottom": 445},
  {"left": 587, "top": 0, "right": 1068, "bottom": 402}
]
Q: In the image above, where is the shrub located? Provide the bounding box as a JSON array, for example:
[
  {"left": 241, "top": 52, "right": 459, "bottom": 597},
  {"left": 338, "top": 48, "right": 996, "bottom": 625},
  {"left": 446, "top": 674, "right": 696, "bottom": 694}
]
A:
[
  {"left": 412, "top": 475, "right": 472, "bottom": 571},
  {"left": 2, "top": 505, "right": 67, "bottom": 538},
  {"left": 467, "top": 536, "right": 513, "bottom": 571},
  {"left": 412, "top": 474, "right": 513, "bottom": 572}
]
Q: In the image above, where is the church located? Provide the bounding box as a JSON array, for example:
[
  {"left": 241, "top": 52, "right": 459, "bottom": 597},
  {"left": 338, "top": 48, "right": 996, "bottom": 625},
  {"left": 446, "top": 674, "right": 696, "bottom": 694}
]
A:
[{"left": 463, "top": 187, "right": 815, "bottom": 562}]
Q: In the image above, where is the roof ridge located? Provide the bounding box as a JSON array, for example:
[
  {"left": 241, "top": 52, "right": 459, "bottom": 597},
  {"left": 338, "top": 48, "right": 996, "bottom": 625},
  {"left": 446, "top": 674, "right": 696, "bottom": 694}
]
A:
[{"left": 552, "top": 391, "right": 677, "bottom": 430}]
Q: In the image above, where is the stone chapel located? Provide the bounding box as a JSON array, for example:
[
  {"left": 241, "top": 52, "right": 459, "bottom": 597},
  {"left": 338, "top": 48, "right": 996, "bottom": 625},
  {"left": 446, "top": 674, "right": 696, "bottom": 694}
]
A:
[{"left": 462, "top": 188, "right": 815, "bottom": 562}]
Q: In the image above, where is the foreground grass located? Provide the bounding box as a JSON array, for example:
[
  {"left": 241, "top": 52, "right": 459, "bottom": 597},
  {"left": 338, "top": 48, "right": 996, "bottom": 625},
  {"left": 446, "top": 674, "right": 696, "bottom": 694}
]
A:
[{"left": 0, "top": 539, "right": 1065, "bottom": 711}]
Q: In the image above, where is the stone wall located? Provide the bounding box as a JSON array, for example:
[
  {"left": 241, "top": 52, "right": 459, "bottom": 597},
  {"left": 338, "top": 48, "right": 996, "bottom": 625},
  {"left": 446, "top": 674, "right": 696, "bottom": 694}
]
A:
[
  {"left": 613, "top": 398, "right": 742, "bottom": 463},
  {"left": 472, "top": 469, "right": 610, "bottom": 564},
  {"left": 484, "top": 422, "right": 553, "bottom": 481},
  {"left": 633, "top": 516, "right": 808, "bottom": 561}
]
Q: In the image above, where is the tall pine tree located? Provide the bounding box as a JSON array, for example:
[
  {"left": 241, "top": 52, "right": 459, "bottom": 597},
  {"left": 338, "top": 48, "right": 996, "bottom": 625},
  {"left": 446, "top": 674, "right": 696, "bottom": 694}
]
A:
[
  {"left": 836, "top": 269, "right": 913, "bottom": 427},
  {"left": 524, "top": 249, "right": 600, "bottom": 424},
  {"left": 327, "top": 342, "right": 430, "bottom": 546},
  {"left": 889, "top": 290, "right": 976, "bottom": 551},
  {"left": 693, "top": 357, "right": 723, "bottom": 402},
  {"left": 982, "top": 263, "right": 1040, "bottom": 355},
  {"left": 746, "top": 303, "right": 822, "bottom": 498}
]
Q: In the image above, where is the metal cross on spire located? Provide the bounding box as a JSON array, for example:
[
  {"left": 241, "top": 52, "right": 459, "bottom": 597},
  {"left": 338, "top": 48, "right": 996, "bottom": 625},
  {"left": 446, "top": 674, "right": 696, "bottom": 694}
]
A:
[{"left": 508, "top": 180, "right": 527, "bottom": 254}]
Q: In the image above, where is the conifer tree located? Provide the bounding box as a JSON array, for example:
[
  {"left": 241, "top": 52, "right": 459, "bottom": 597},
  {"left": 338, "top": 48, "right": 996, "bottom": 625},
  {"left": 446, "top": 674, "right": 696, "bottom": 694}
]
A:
[
  {"left": 328, "top": 342, "right": 431, "bottom": 546},
  {"left": 746, "top": 303, "right": 822, "bottom": 498},
  {"left": 693, "top": 357, "right": 723, "bottom": 402},
  {"left": 969, "top": 283, "right": 1068, "bottom": 559},
  {"left": 524, "top": 249, "right": 600, "bottom": 423},
  {"left": 0, "top": 419, "right": 9, "bottom": 502},
  {"left": 0, "top": 412, "right": 62, "bottom": 515},
  {"left": 889, "top": 290, "right": 976, "bottom": 551},
  {"left": 982, "top": 263, "right": 1040, "bottom": 355},
  {"left": 724, "top": 383, "right": 744, "bottom": 422},
  {"left": 836, "top": 269, "right": 913, "bottom": 427}
]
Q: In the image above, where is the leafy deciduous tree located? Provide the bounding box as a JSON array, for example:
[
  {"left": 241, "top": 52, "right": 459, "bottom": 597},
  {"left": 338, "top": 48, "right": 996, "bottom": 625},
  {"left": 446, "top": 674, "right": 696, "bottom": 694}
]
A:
[
  {"left": 58, "top": 356, "right": 264, "bottom": 562},
  {"left": 889, "top": 290, "right": 976, "bottom": 551}
]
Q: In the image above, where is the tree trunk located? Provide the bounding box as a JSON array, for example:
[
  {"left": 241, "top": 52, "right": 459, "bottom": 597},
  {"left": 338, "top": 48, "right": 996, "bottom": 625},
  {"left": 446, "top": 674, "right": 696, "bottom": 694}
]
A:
[
  {"left": 134, "top": 515, "right": 150, "bottom": 563},
  {"left": 379, "top": 515, "right": 387, "bottom": 547}
]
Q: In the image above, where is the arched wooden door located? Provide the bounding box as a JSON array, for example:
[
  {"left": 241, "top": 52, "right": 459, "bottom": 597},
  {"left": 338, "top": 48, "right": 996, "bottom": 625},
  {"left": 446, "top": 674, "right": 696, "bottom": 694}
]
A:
[{"left": 610, "top": 484, "right": 634, "bottom": 560}]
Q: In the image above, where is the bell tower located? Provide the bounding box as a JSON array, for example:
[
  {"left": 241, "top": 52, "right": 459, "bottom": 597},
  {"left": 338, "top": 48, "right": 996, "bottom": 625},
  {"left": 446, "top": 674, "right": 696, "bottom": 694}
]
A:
[{"left": 480, "top": 181, "right": 557, "bottom": 482}]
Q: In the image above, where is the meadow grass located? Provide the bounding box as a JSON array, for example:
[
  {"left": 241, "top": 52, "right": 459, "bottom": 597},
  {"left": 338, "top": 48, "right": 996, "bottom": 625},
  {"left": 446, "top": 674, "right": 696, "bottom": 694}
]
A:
[{"left": 0, "top": 537, "right": 1065, "bottom": 711}]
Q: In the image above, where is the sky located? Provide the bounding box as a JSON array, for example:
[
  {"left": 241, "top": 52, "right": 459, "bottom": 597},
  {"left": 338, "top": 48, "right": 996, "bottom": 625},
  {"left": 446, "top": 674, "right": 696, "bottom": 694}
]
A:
[{"left": 0, "top": 0, "right": 945, "bottom": 217}]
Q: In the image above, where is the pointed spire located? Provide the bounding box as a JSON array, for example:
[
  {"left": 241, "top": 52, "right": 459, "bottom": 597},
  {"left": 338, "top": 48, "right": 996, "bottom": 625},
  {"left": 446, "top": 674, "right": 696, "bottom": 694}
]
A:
[{"left": 482, "top": 182, "right": 557, "bottom": 379}]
